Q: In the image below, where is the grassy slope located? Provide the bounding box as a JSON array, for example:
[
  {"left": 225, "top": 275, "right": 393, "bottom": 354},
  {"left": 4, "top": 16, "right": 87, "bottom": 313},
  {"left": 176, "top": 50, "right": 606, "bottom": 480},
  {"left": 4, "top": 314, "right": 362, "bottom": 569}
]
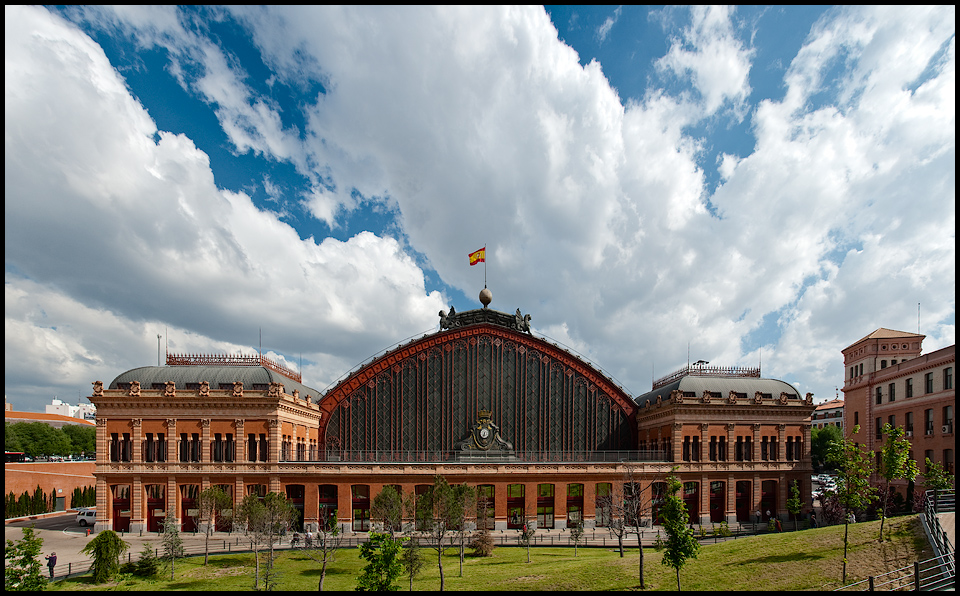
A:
[{"left": 50, "top": 515, "right": 931, "bottom": 591}]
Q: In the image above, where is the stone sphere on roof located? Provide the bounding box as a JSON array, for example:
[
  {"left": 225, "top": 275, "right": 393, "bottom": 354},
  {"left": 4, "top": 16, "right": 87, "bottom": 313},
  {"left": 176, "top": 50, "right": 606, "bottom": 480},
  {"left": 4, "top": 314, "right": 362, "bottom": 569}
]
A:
[{"left": 479, "top": 287, "right": 492, "bottom": 308}]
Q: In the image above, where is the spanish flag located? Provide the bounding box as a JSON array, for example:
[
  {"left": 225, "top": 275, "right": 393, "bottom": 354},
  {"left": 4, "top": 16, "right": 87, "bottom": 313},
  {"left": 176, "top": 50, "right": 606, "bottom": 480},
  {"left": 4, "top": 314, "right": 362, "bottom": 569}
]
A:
[{"left": 469, "top": 247, "right": 486, "bottom": 266}]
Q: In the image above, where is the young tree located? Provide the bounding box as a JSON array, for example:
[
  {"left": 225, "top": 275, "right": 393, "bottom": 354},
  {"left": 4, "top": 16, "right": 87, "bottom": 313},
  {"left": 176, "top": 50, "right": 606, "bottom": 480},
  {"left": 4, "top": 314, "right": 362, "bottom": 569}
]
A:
[
  {"left": 450, "top": 483, "right": 476, "bottom": 577},
  {"left": 80, "top": 529, "right": 130, "bottom": 584},
  {"left": 659, "top": 471, "right": 700, "bottom": 591},
  {"left": 4, "top": 526, "right": 47, "bottom": 591},
  {"left": 621, "top": 467, "right": 663, "bottom": 589},
  {"left": 416, "top": 475, "right": 460, "bottom": 591},
  {"left": 197, "top": 486, "right": 232, "bottom": 564},
  {"left": 371, "top": 485, "right": 404, "bottom": 536},
  {"left": 356, "top": 532, "right": 405, "bottom": 591},
  {"left": 300, "top": 508, "right": 345, "bottom": 591},
  {"left": 920, "top": 457, "right": 955, "bottom": 491},
  {"left": 237, "top": 491, "right": 296, "bottom": 591},
  {"left": 400, "top": 537, "right": 426, "bottom": 591},
  {"left": 160, "top": 514, "right": 185, "bottom": 580},
  {"left": 569, "top": 520, "right": 584, "bottom": 557},
  {"left": 786, "top": 480, "right": 802, "bottom": 531},
  {"left": 134, "top": 542, "right": 160, "bottom": 578},
  {"left": 877, "top": 424, "right": 919, "bottom": 541},
  {"left": 826, "top": 425, "right": 878, "bottom": 583},
  {"left": 519, "top": 517, "right": 535, "bottom": 563}
]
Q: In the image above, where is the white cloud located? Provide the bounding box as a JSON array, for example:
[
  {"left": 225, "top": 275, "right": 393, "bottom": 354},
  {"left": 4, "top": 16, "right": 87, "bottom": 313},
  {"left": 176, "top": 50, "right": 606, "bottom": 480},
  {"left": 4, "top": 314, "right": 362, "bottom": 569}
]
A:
[
  {"left": 4, "top": 5, "right": 954, "bottom": 412},
  {"left": 596, "top": 6, "right": 622, "bottom": 44},
  {"left": 655, "top": 5, "right": 754, "bottom": 117},
  {"left": 5, "top": 5, "right": 446, "bottom": 407}
]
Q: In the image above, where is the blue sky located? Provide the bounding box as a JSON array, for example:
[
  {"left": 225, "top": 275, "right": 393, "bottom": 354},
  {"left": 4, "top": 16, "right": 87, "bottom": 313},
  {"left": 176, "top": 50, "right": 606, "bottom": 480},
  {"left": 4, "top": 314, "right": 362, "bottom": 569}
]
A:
[{"left": 5, "top": 6, "right": 955, "bottom": 411}]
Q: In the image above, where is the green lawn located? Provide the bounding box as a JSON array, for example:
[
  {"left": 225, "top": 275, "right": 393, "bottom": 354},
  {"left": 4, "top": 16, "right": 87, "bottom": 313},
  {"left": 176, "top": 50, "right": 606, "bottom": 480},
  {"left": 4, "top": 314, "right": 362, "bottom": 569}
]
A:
[{"left": 50, "top": 515, "right": 931, "bottom": 591}]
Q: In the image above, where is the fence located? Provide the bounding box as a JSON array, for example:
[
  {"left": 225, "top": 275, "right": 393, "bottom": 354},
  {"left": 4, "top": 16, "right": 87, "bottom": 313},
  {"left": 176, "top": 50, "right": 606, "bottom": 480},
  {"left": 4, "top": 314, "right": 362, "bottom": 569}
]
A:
[
  {"left": 833, "top": 551, "right": 955, "bottom": 591},
  {"left": 834, "top": 490, "right": 955, "bottom": 591}
]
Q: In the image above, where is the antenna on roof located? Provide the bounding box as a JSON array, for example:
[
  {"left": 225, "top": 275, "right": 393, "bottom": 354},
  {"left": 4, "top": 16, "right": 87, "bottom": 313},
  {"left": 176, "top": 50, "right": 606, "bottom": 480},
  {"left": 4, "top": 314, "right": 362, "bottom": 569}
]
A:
[
  {"left": 918, "top": 302, "right": 921, "bottom": 335},
  {"left": 157, "top": 333, "right": 162, "bottom": 366},
  {"left": 259, "top": 327, "right": 262, "bottom": 357}
]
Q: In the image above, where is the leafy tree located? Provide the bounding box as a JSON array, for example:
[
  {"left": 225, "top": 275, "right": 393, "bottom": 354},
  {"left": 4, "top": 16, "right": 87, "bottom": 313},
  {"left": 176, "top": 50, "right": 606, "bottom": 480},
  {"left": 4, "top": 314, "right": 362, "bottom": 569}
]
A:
[
  {"left": 826, "top": 425, "right": 877, "bottom": 583},
  {"left": 196, "top": 486, "right": 232, "bottom": 564},
  {"left": 877, "top": 424, "right": 919, "bottom": 540},
  {"left": 920, "top": 457, "right": 954, "bottom": 491},
  {"left": 400, "top": 537, "right": 426, "bottom": 591},
  {"left": 299, "top": 508, "right": 345, "bottom": 591},
  {"left": 80, "top": 529, "right": 130, "bottom": 583},
  {"left": 4, "top": 526, "right": 47, "bottom": 591},
  {"left": 659, "top": 471, "right": 700, "bottom": 591},
  {"left": 161, "top": 513, "right": 185, "bottom": 580},
  {"left": 356, "top": 532, "right": 405, "bottom": 591},
  {"left": 371, "top": 485, "right": 404, "bottom": 536},
  {"left": 811, "top": 425, "right": 843, "bottom": 471},
  {"left": 61, "top": 424, "right": 96, "bottom": 456}
]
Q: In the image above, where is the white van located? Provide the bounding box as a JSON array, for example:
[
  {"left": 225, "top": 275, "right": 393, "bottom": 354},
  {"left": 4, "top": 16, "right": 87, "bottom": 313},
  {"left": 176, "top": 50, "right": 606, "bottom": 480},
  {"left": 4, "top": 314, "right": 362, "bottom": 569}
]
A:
[{"left": 77, "top": 509, "right": 96, "bottom": 526}]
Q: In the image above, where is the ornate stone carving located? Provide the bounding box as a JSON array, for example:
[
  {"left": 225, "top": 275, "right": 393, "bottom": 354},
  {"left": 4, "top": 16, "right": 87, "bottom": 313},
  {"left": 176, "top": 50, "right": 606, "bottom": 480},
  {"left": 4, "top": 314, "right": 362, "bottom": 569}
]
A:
[
  {"left": 670, "top": 389, "right": 683, "bottom": 404},
  {"left": 701, "top": 390, "right": 712, "bottom": 404},
  {"left": 455, "top": 410, "right": 514, "bottom": 453},
  {"left": 198, "top": 381, "right": 210, "bottom": 397},
  {"left": 805, "top": 392, "right": 814, "bottom": 405},
  {"left": 131, "top": 418, "right": 142, "bottom": 427},
  {"left": 268, "top": 382, "right": 284, "bottom": 397},
  {"left": 778, "top": 392, "right": 789, "bottom": 405},
  {"left": 163, "top": 381, "right": 176, "bottom": 397},
  {"left": 201, "top": 419, "right": 211, "bottom": 428},
  {"left": 235, "top": 419, "right": 244, "bottom": 430},
  {"left": 514, "top": 309, "right": 532, "bottom": 333},
  {"left": 232, "top": 382, "right": 243, "bottom": 398},
  {"left": 439, "top": 306, "right": 459, "bottom": 330},
  {"left": 728, "top": 391, "right": 738, "bottom": 404},
  {"left": 292, "top": 389, "right": 300, "bottom": 401},
  {"left": 128, "top": 380, "right": 141, "bottom": 397},
  {"left": 92, "top": 381, "right": 104, "bottom": 397},
  {"left": 754, "top": 391, "right": 764, "bottom": 404}
]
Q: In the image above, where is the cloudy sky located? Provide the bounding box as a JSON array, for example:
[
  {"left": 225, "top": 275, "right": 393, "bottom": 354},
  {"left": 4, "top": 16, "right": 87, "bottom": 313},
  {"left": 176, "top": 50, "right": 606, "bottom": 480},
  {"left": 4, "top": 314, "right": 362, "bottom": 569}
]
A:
[{"left": 5, "top": 5, "right": 955, "bottom": 412}]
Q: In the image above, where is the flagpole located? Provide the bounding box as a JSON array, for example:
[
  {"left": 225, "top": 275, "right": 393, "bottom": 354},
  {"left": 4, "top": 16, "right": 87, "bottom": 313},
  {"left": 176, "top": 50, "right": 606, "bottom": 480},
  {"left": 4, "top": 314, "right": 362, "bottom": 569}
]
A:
[{"left": 484, "top": 245, "right": 487, "bottom": 288}]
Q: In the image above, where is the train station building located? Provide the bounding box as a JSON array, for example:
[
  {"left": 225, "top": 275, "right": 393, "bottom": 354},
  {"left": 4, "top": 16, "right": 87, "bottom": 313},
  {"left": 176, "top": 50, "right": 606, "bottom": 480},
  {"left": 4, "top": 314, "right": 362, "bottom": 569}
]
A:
[{"left": 88, "top": 300, "right": 816, "bottom": 534}]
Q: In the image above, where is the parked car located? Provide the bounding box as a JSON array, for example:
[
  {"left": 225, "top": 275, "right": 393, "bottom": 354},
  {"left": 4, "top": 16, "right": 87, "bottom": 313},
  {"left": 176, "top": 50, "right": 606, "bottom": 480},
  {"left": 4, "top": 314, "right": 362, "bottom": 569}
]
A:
[{"left": 77, "top": 509, "right": 96, "bottom": 526}]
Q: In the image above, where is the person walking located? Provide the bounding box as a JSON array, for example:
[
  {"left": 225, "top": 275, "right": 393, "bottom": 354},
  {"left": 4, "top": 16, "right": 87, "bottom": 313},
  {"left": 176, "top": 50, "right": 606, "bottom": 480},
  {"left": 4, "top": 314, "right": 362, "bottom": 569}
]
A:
[
  {"left": 810, "top": 513, "right": 818, "bottom": 528},
  {"left": 45, "top": 552, "right": 57, "bottom": 579}
]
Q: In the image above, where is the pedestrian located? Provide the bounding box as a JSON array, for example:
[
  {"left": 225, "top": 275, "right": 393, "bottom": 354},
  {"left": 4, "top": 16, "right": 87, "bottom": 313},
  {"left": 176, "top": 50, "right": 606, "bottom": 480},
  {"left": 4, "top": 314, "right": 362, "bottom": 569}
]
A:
[
  {"left": 810, "top": 513, "right": 818, "bottom": 528},
  {"left": 45, "top": 552, "right": 57, "bottom": 579}
]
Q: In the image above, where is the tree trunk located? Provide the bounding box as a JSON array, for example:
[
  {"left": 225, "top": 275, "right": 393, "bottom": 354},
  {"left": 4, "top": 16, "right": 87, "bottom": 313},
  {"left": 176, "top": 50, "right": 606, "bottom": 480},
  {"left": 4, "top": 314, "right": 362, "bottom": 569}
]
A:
[
  {"left": 638, "top": 541, "right": 645, "bottom": 589},
  {"left": 842, "top": 520, "right": 849, "bottom": 583},
  {"left": 438, "top": 544, "right": 445, "bottom": 591}
]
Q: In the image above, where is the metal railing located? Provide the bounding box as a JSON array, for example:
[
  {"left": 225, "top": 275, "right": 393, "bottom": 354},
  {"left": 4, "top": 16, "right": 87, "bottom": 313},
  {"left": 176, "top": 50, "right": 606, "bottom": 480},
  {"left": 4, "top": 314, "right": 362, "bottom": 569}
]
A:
[
  {"left": 920, "top": 488, "right": 954, "bottom": 562},
  {"left": 283, "top": 449, "right": 672, "bottom": 464},
  {"left": 833, "top": 551, "right": 955, "bottom": 591}
]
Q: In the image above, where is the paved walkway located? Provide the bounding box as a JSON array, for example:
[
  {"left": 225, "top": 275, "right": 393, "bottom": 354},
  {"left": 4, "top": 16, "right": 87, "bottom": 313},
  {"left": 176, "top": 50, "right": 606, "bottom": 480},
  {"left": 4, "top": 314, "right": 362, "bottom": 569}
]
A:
[{"left": 936, "top": 511, "right": 954, "bottom": 549}]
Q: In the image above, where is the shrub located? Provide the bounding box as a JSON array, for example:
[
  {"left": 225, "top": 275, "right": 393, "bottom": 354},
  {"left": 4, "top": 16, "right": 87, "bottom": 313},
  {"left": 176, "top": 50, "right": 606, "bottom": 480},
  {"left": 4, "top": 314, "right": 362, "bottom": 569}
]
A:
[{"left": 468, "top": 530, "right": 495, "bottom": 557}]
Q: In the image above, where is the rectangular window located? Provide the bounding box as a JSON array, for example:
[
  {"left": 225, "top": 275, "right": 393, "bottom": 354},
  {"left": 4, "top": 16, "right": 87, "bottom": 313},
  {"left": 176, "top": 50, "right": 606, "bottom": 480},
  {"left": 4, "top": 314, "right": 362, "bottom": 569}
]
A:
[
  {"left": 876, "top": 387, "right": 883, "bottom": 405},
  {"left": 925, "top": 373, "right": 934, "bottom": 394},
  {"left": 248, "top": 434, "right": 257, "bottom": 462},
  {"left": 906, "top": 378, "right": 914, "bottom": 398},
  {"left": 888, "top": 383, "right": 896, "bottom": 402},
  {"left": 180, "top": 433, "right": 190, "bottom": 462},
  {"left": 906, "top": 412, "right": 914, "bottom": 434},
  {"left": 925, "top": 409, "right": 934, "bottom": 435},
  {"left": 945, "top": 367, "right": 953, "bottom": 390}
]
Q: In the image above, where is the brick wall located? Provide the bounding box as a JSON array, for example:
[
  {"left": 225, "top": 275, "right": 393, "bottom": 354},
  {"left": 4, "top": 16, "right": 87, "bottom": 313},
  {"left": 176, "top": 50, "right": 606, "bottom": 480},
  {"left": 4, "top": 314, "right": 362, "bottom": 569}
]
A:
[{"left": 4, "top": 462, "right": 96, "bottom": 507}]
